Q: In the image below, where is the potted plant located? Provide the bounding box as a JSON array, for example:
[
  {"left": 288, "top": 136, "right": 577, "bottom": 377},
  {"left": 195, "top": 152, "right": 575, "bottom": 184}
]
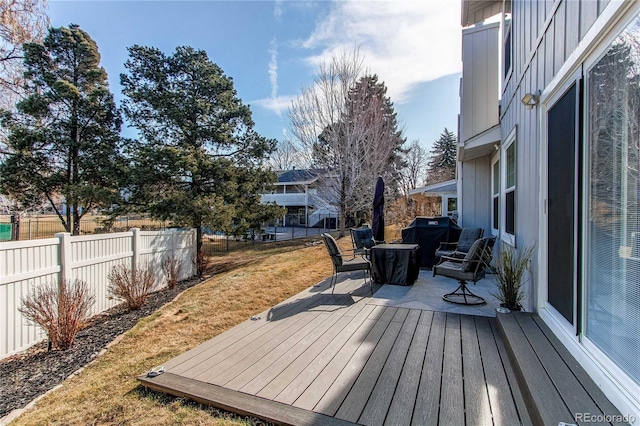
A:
[{"left": 491, "top": 243, "right": 535, "bottom": 312}]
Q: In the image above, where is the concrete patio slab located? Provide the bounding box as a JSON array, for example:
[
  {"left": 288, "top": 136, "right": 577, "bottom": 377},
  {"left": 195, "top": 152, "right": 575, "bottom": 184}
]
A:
[{"left": 370, "top": 269, "right": 503, "bottom": 317}]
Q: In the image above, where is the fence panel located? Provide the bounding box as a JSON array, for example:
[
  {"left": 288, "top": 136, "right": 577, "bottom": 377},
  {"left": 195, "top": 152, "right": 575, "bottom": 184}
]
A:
[
  {"left": 0, "top": 238, "right": 60, "bottom": 359},
  {"left": 0, "top": 228, "right": 196, "bottom": 359},
  {"left": 69, "top": 232, "right": 134, "bottom": 314},
  {"left": 138, "top": 229, "right": 196, "bottom": 291}
]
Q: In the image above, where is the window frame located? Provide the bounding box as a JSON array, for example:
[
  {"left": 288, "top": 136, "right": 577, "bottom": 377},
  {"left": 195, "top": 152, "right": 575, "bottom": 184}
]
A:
[
  {"left": 491, "top": 151, "right": 500, "bottom": 236},
  {"left": 501, "top": 127, "right": 517, "bottom": 246},
  {"left": 503, "top": 15, "right": 513, "bottom": 84}
]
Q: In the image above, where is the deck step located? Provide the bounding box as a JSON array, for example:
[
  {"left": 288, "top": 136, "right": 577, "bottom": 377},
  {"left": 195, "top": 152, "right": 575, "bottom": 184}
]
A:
[{"left": 496, "top": 312, "right": 628, "bottom": 426}]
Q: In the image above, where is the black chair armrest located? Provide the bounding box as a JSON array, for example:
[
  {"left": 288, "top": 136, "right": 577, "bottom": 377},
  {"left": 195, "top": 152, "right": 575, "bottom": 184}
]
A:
[
  {"left": 441, "top": 251, "right": 466, "bottom": 261},
  {"left": 438, "top": 241, "right": 458, "bottom": 248}
]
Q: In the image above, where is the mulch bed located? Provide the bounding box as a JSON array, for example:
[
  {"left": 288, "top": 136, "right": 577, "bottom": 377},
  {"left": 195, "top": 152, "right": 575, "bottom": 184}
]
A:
[
  {"left": 0, "top": 277, "right": 203, "bottom": 418},
  {"left": 0, "top": 275, "right": 272, "bottom": 425}
]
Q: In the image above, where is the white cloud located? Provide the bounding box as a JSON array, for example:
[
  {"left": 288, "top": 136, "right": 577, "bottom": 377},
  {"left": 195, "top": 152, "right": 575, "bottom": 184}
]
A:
[
  {"left": 252, "top": 95, "right": 297, "bottom": 116},
  {"left": 274, "top": 0, "right": 283, "bottom": 20},
  {"left": 268, "top": 38, "right": 279, "bottom": 100},
  {"left": 254, "top": 38, "right": 292, "bottom": 117},
  {"left": 301, "top": 0, "right": 461, "bottom": 104}
]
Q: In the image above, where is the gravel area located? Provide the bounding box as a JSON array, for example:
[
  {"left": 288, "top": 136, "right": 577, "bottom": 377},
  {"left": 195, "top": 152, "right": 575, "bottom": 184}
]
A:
[{"left": 0, "top": 277, "right": 205, "bottom": 419}]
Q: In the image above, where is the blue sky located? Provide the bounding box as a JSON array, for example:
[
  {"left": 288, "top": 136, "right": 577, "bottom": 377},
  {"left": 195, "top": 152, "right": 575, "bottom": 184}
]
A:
[{"left": 48, "top": 0, "right": 462, "bottom": 152}]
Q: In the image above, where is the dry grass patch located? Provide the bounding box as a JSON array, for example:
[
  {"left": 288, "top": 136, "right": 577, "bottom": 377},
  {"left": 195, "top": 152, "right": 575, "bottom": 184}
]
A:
[{"left": 10, "top": 236, "right": 352, "bottom": 425}]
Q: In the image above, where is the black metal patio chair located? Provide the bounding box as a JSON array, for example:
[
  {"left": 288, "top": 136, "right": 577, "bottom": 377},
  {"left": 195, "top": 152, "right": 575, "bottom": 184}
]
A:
[
  {"left": 433, "top": 236, "right": 496, "bottom": 305},
  {"left": 434, "top": 227, "right": 484, "bottom": 261},
  {"left": 321, "top": 233, "right": 372, "bottom": 295},
  {"left": 350, "top": 227, "right": 378, "bottom": 256}
]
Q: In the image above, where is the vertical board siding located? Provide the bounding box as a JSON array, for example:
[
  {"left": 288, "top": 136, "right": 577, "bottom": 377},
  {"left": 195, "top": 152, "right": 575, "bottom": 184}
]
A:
[
  {"left": 581, "top": 1, "right": 599, "bottom": 39},
  {"left": 0, "top": 229, "right": 196, "bottom": 359},
  {"left": 461, "top": 23, "right": 500, "bottom": 143},
  {"left": 565, "top": 0, "right": 580, "bottom": 56}
]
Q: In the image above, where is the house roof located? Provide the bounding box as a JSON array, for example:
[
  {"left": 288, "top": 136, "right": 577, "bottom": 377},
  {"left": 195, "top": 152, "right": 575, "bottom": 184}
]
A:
[
  {"left": 275, "top": 169, "right": 321, "bottom": 185},
  {"left": 409, "top": 179, "right": 457, "bottom": 196},
  {"left": 461, "top": 0, "right": 510, "bottom": 27}
]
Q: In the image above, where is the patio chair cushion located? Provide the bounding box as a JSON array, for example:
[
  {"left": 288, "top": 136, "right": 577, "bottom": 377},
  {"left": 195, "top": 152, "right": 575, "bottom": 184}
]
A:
[
  {"left": 351, "top": 227, "right": 375, "bottom": 252},
  {"left": 461, "top": 237, "right": 488, "bottom": 272},
  {"left": 322, "top": 233, "right": 343, "bottom": 266},
  {"left": 434, "top": 260, "right": 474, "bottom": 281},
  {"left": 457, "top": 228, "right": 484, "bottom": 252}
]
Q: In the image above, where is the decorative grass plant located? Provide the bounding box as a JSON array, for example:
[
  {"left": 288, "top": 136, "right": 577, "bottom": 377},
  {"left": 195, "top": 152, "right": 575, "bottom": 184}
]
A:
[{"left": 492, "top": 243, "right": 535, "bottom": 311}]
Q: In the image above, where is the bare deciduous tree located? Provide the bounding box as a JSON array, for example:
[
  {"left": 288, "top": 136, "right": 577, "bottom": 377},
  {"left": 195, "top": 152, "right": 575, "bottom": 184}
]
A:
[
  {"left": 399, "top": 139, "right": 428, "bottom": 195},
  {"left": 289, "top": 50, "right": 405, "bottom": 236},
  {"left": 0, "top": 0, "right": 49, "bottom": 109},
  {"left": 268, "top": 138, "right": 303, "bottom": 171}
]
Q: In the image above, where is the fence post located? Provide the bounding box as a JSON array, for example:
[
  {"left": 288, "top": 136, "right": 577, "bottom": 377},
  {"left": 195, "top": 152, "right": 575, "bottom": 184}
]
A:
[
  {"left": 193, "top": 228, "right": 198, "bottom": 276},
  {"left": 56, "top": 232, "right": 72, "bottom": 287},
  {"left": 170, "top": 228, "right": 177, "bottom": 260},
  {"left": 131, "top": 228, "right": 140, "bottom": 272}
]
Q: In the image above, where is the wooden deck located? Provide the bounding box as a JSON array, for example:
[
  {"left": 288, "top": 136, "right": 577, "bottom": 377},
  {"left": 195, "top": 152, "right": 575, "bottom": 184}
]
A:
[
  {"left": 138, "top": 277, "right": 531, "bottom": 425},
  {"left": 497, "top": 312, "right": 628, "bottom": 426}
]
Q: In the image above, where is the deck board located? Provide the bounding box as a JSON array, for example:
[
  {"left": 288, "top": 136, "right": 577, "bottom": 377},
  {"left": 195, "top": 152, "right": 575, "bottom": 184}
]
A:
[
  {"left": 531, "top": 316, "right": 626, "bottom": 425},
  {"left": 357, "top": 309, "right": 421, "bottom": 426},
  {"left": 230, "top": 309, "right": 346, "bottom": 392},
  {"left": 255, "top": 304, "right": 376, "bottom": 400},
  {"left": 497, "top": 312, "right": 575, "bottom": 425},
  {"left": 293, "top": 307, "right": 397, "bottom": 411},
  {"left": 412, "top": 310, "right": 446, "bottom": 425},
  {"left": 201, "top": 311, "right": 321, "bottom": 384},
  {"left": 331, "top": 310, "right": 414, "bottom": 421},
  {"left": 141, "top": 278, "right": 629, "bottom": 426},
  {"left": 270, "top": 305, "right": 381, "bottom": 405},
  {"left": 439, "top": 313, "right": 464, "bottom": 425},
  {"left": 461, "top": 315, "right": 493, "bottom": 426},
  {"left": 384, "top": 310, "right": 433, "bottom": 426},
  {"left": 474, "top": 316, "right": 526, "bottom": 426}
]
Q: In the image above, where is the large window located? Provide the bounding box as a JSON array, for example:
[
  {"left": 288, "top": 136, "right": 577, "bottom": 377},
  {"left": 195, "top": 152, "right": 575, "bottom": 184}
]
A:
[
  {"left": 503, "top": 17, "right": 512, "bottom": 79},
  {"left": 505, "top": 142, "right": 516, "bottom": 235},
  {"left": 502, "top": 129, "right": 516, "bottom": 244},
  {"left": 491, "top": 154, "right": 500, "bottom": 235},
  {"left": 585, "top": 13, "right": 640, "bottom": 386}
]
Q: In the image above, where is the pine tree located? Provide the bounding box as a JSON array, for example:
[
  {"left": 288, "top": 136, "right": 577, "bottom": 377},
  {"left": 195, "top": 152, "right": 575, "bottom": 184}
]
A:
[
  {"left": 120, "top": 45, "right": 281, "bottom": 250},
  {"left": 0, "top": 24, "right": 123, "bottom": 234},
  {"left": 425, "top": 128, "right": 457, "bottom": 185}
]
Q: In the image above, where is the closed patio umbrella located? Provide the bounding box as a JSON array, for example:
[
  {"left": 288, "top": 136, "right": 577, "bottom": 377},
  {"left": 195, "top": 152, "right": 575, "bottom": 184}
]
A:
[{"left": 372, "top": 176, "right": 385, "bottom": 242}]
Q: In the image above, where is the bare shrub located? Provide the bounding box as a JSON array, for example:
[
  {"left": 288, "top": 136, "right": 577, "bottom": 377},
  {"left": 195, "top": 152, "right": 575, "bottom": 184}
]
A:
[
  {"left": 19, "top": 279, "right": 95, "bottom": 351},
  {"left": 107, "top": 264, "right": 155, "bottom": 310},
  {"left": 193, "top": 250, "right": 209, "bottom": 278},
  {"left": 162, "top": 256, "right": 181, "bottom": 289}
]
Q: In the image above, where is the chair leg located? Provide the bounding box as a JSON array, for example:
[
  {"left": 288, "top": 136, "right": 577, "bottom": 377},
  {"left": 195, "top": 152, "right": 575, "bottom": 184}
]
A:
[
  {"left": 443, "top": 280, "right": 486, "bottom": 305},
  {"left": 364, "top": 269, "right": 372, "bottom": 295},
  {"left": 331, "top": 271, "right": 337, "bottom": 294}
]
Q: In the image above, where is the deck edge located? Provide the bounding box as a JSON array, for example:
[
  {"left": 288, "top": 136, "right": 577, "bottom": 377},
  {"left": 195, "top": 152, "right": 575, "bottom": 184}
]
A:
[{"left": 137, "top": 372, "right": 357, "bottom": 426}]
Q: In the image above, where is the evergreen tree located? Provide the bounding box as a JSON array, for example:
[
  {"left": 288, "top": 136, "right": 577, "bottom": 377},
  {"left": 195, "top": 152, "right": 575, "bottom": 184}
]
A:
[
  {"left": 120, "top": 45, "right": 281, "bottom": 250},
  {"left": 0, "top": 24, "right": 123, "bottom": 235},
  {"left": 425, "top": 128, "right": 457, "bottom": 184}
]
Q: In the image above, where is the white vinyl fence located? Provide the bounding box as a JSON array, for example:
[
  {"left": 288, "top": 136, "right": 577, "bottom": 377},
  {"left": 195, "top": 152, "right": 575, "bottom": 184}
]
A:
[{"left": 0, "top": 228, "right": 196, "bottom": 359}]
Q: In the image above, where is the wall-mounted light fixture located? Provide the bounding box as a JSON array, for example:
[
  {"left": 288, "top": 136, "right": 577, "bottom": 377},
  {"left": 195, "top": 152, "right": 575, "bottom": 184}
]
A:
[{"left": 521, "top": 90, "right": 541, "bottom": 109}]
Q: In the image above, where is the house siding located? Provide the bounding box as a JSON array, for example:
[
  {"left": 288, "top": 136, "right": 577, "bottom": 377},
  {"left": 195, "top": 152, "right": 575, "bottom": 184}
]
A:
[
  {"left": 483, "top": 0, "right": 640, "bottom": 420},
  {"left": 460, "top": 23, "right": 500, "bottom": 143},
  {"left": 461, "top": 0, "right": 640, "bottom": 419},
  {"left": 460, "top": 156, "right": 491, "bottom": 232}
]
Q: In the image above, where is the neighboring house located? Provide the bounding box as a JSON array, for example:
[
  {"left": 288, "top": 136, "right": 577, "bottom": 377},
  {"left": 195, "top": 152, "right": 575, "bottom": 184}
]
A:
[
  {"left": 459, "top": 0, "right": 639, "bottom": 419},
  {"left": 260, "top": 169, "right": 338, "bottom": 228},
  {"left": 408, "top": 179, "right": 458, "bottom": 219}
]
